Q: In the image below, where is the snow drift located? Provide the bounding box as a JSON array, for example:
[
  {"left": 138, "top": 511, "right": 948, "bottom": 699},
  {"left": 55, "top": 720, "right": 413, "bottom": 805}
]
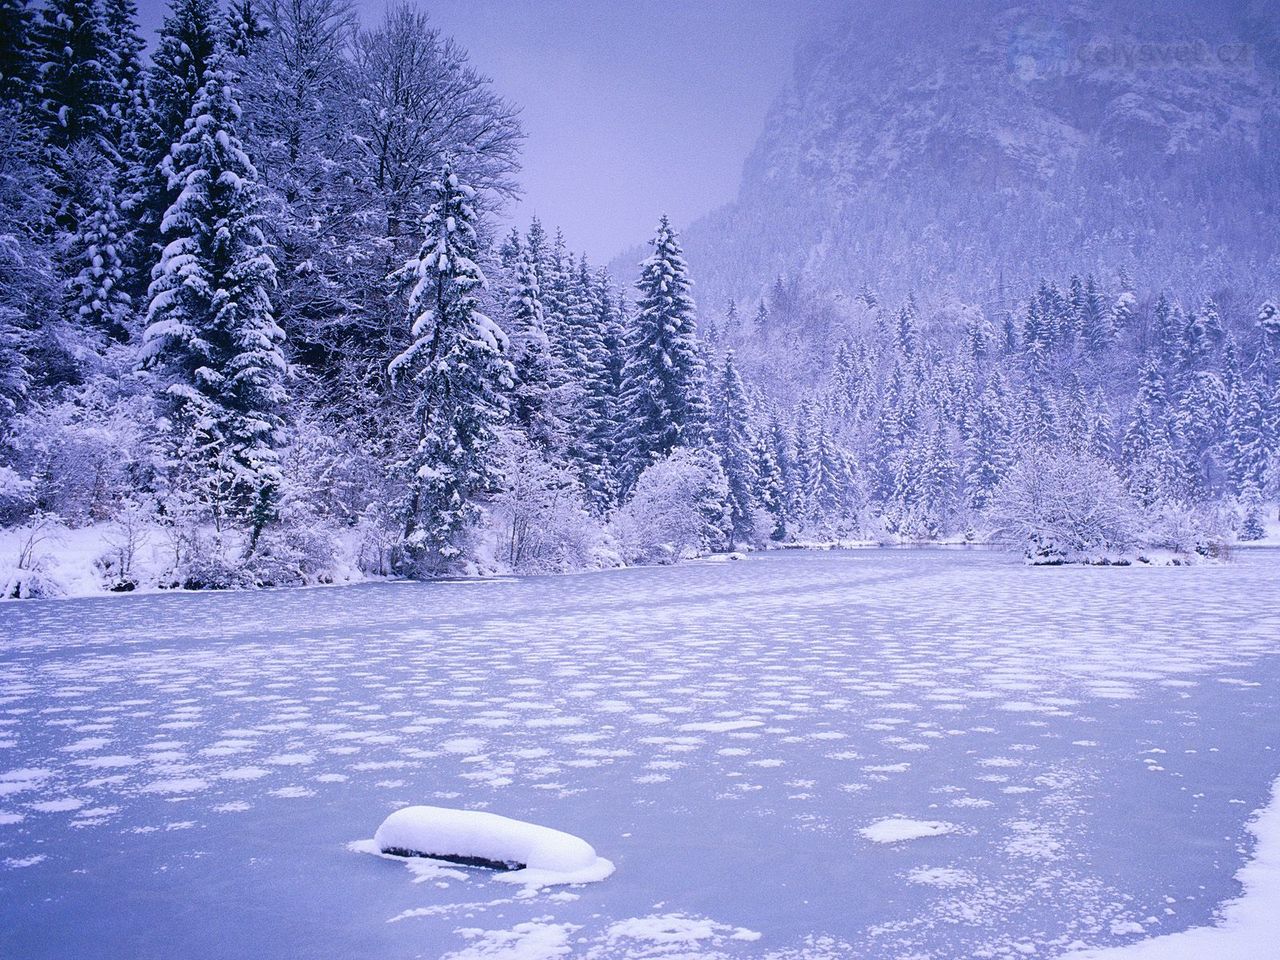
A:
[{"left": 371, "top": 805, "right": 614, "bottom": 886}]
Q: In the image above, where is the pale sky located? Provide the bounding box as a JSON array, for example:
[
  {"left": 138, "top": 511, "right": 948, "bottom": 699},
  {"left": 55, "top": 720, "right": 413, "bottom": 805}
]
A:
[{"left": 135, "top": 0, "right": 836, "bottom": 262}]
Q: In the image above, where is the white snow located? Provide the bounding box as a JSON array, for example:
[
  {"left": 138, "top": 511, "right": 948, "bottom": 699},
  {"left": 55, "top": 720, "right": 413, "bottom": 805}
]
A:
[
  {"left": 368, "top": 805, "right": 614, "bottom": 887},
  {"left": 860, "top": 818, "right": 958, "bottom": 843}
]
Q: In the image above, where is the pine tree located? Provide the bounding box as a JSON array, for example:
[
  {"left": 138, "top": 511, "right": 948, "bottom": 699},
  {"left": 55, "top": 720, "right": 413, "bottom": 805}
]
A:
[
  {"left": 1225, "top": 377, "right": 1268, "bottom": 495},
  {"left": 1122, "top": 358, "right": 1192, "bottom": 505},
  {"left": 138, "top": 0, "right": 220, "bottom": 278},
  {"left": 503, "top": 245, "right": 563, "bottom": 455},
  {"left": 754, "top": 425, "right": 786, "bottom": 540},
  {"left": 33, "top": 0, "right": 116, "bottom": 153},
  {"left": 615, "top": 215, "right": 707, "bottom": 493},
  {"left": 710, "top": 351, "right": 758, "bottom": 544},
  {"left": 387, "top": 161, "right": 511, "bottom": 573},
  {"left": 584, "top": 267, "right": 624, "bottom": 507},
  {"left": 66, "top": 179, "right": 131, "bottom": 342},
  {"left": 101, "top": 0, "right": 149, "bottom": 232},
  {"left": 1151, "top": 295, "right": 1181, "bottom": 370},
  {"left": 1258, "top": 301, "right": 1280, "bottom": 357},
  {"left": 1021, "top": 296, "right": 1051, "bottom": 374},
  {"left": 1082, "top": 275, "right": 1115, "bottom": 354},
  {"left": 0, "top": 0, "right": 37, "bottom": 105},
  {"left": 722, "top": 298, "right": 740, "bottom": 342},
  {"left": 148, "top": 0, "right": 220, "bottom": 150},
  {"left": 223, "top": 0, "right": 267, "bottom": 59},
  {"left": 1109, "top": 290, "right": 1136, "bottom": 339},
  {"left": 1239, "top": 480, "right": 1266, "bottom": 541},
  {"left": 752, "top": 300, "right": 769, "bottom": 336},
  {"left": 806, "top": 422, "right": 853, "bottom": 532},
  {"left": 894, "top": 294, "right": 920, "bottom": 358},
  {"left": 964, "top": 376, "right": 1013, "bottom": 510},
  {"left": 1085, "top": 387, "right": 1115, "bottom": 462},
  {"left": 140, "top": 56, "right": 285, "bottom": 543},
  {"left": 1176, "top": 371, "right": 1227, "bottom": 489},
  {"left": 1178, "top": 301, "right": 1212, "bottom": 373}
]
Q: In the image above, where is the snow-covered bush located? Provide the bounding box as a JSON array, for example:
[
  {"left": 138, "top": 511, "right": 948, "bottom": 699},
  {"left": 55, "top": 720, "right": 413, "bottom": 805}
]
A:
[
  {"left": 489, "top": 438, "right": 607, "bottom": 574},
  {"left": 95, "top": 502, "right": 152, "bottom": 592},
  {"left": 1, "top": 514, "right": 64, "bottom": 599},
  {"left": 1144, "top": 502, "right": 1229, "bottom": 558},
  {"left": 611, "top": 447, "right": 731, "bottom": 565},
  {"left": 0, "top": 466, "right": 33, "bottom": 524},
  {"left": 5, "top": 379, "right": 157, "bottom": 526},
  {"left": 987, "top": 447, "right": 1139, "bottom": 563},
  {"left": 244, "top": 524, "right": 341, "bottom": 587}
]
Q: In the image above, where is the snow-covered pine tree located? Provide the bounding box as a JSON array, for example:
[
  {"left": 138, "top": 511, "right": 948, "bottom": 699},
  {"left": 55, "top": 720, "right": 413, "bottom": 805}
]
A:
[
  {"left": 103, "top": 0, "right": 145, "bottom": 105},
  {"left": 1258, "top": 301, "right": 1280, "bottom": 357},
  {"left": 1239, "top": 480, "right": 1266, "bottom": 542},
  {"left": 615, "top": 215, "right": 707, "bottom": 493},
  {"left": 806, "top": 422, "right": 853, "bottom": 533},
  {"left": 141, "top": 55, "right": 285, "bottom": 544},
  {"left": 722, "top": 298, "right": 740, "bottom": 343},
  {"left": 33, "top": 0, "right": 116, "bottom": 154},
  {"left": 66, "top": 178, "right": 131, "bottom": 342},
  {"left": 1178, "top": 301, "right": 1213, "bottom": 374},
  {"left": 710, "top": 351, "right": 759, "bottom": 545},
  {"left": 503, "top": 244, "right": 564, "bottom": 455},
  {"left": 1176, "top": 371, "right": 1228, "bottom": 490},
  {"left": 584, "top": 267, "right": 624, "bottom": 508},
  {"left": 751, "top": 300, "right": 769, "bottom": 337},
  {"left": 754, "top": 425, "right": 786, "bottom": 540},
  {"left": 223, "top": 0, "right": 267, "bottom": 59},
  {"left": 525, "top": 216, "right": 547, "bottom": 276},
  {"left": 0, "top": 0, "right": 37, "bottom": 105},
  {"left": 1081, "top": 275, "right": 1115, "bottom": 354},
  {"left": 1109, "top": 290, "right": 1136, "bottom": 339},
  {"left": 148, "top": 0, "right": 221, "bottom": 151},
  {"left": 1225, "top": 376, "right": 1268, "bottom": 495},
  {"left": 498, "top": 226, "right": 522, "bottom": 270},
  {"left": 894, "top": 295, "right": 920, "bottom": 358},
  {"left": 1021, "top": 296, "right": 1051, "bottom": 375},
  {"left": 1085, "top": 387, "right": 1116, "bottom": 462},
  {"left": 562, "top": 254, "right": 613, "bottom": 505},
  {"left": 0, "top": 86, "right": 53, "bottom": 430},
  {"left": 1122, "top": 357, "right": 1198, "bottom": 506},
  {"left": 963, "top": 375, "right": 1013, "bottom": 510},
  {"left": 387, "top": 161, "right": 511, "bottom": 574},
  {"left": 137, "top": 0, "right": 220, "bottom": 281}
]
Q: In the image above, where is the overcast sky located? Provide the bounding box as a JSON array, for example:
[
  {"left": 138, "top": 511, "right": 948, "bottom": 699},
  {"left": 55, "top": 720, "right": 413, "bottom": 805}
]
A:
[{"left": 134, "top": 0, "right": 834, "bottom": 263}]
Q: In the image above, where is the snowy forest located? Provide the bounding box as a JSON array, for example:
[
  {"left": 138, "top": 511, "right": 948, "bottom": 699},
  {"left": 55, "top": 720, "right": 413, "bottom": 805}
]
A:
[{"left": 1, "top": 0, "right": 1279, "bottom": 597}]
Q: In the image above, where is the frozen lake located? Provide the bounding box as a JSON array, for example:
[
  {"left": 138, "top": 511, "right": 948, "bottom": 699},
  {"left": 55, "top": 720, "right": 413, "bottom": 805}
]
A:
[{"left": 2, "top": 548, "right": 1279, "bottom": 959}]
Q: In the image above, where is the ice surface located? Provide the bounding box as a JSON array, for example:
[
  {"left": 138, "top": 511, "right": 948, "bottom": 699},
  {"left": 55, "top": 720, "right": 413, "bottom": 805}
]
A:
[{"left": 2, "top": 549, "right": 1280, "bottom": 959}]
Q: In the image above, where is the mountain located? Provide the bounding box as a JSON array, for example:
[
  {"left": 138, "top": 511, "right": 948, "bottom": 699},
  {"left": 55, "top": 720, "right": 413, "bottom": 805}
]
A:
[{"left": 672, "top": 0, "right": 1280, "bottom": 315}]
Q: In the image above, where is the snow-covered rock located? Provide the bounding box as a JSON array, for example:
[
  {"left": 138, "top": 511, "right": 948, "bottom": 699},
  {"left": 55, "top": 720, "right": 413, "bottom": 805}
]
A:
[
  {"left": 370, "top": 805, "right": 614, "bottom": 887},
  {"left": 860, "top": 818, "right": 957, "bottom": 843}
]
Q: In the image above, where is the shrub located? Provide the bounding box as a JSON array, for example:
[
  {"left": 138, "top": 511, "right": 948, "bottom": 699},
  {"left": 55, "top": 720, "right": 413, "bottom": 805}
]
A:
[
  {"left": 489, "top": 438, "right": 606, "bottom": 574},
  {"left": 612, "top": 447, "right": 731, "bottom": 565},
  {"left": 1145, "top": 502, "right": 1229, "bottom": 557},
  {"left": 245, "top": 525, "right": 340, "bottom": 587},
  {"left": 987, "top": 447, "right": 1139, "bottom": 563}
]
